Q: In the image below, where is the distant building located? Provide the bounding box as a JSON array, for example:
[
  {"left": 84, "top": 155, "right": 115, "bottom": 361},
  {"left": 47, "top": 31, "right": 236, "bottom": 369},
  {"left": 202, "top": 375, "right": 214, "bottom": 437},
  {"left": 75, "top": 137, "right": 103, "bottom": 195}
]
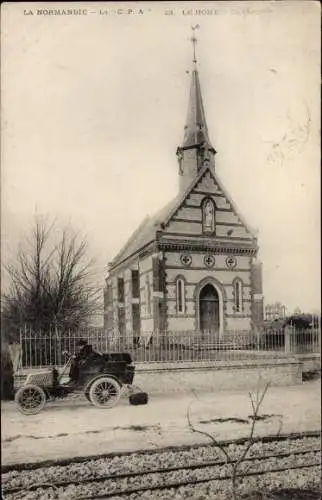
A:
[
  {"left": 265, "top": 302, "right": 287, "bottom": 321},
  {"left": 104, "top": 38, "right": 262, "bottom": 341}
]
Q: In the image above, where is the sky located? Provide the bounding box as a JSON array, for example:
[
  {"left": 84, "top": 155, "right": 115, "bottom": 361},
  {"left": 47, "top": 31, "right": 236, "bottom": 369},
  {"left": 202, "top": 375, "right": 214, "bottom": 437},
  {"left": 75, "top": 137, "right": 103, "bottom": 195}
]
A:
[{"left": 1, "top": 1, "right": 321, "bottom": 316}]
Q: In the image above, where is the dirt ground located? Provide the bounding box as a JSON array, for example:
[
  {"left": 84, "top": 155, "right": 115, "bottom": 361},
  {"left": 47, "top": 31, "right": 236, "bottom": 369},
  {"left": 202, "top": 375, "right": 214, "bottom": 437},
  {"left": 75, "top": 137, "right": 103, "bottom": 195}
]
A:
[{"left": 1, "top": 379, "right": 320, "bottom": 466}]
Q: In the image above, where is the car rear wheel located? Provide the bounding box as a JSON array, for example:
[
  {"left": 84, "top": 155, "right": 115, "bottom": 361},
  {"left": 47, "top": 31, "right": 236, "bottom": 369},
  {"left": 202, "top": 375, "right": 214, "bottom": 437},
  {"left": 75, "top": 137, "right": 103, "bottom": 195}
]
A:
[
  {"left": 88, "top": 376, "right": 121, "bottom": 408},
  {"left": 15, "top": 384, "right": 46, "bottom": 415}
]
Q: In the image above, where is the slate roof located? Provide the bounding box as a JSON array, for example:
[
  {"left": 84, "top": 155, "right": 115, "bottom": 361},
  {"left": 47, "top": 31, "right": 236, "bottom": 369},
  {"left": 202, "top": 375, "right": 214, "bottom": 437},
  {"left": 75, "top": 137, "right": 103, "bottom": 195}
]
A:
[{"left": 109, "top": 195, "right": 181, "bottom": 269}]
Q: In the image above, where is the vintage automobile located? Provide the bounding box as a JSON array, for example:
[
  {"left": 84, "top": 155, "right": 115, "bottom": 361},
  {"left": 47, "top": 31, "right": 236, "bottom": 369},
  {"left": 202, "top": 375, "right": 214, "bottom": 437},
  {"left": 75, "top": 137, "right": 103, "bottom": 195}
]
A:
[{"left": 14, "top": 350, "right": 135, "bottom": 415}]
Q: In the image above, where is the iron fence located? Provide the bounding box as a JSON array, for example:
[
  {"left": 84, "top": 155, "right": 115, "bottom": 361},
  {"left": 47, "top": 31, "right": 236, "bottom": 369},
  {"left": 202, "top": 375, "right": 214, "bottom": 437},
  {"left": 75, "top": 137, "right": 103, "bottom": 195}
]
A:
[{"left": 18, "top": 325, "right": 321, "bottom": 369}]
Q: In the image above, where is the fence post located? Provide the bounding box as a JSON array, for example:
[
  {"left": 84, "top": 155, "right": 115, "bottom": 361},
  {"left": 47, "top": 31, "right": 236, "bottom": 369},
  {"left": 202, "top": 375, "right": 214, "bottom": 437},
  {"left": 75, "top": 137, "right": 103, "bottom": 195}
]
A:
[
  {"left": 284, "top": 325, "right": 292, "bottom": 354},
  {"left": 56, "top": 325, "right": 60, "bottom": 366},
  {"left": 255, "top": 326, "right": 261, "bottom": 351},
  {"left": 19, "top": 327, "right": 23, "bottom": 369},
  {"left": 29, "top": 325, "right": 32, "bottom": 369}
]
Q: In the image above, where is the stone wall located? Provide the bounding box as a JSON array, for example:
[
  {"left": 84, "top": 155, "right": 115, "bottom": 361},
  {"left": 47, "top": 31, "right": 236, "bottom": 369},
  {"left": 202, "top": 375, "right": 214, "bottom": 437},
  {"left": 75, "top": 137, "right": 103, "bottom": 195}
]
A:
[{"left": 134, "top": 358, "right": 303, "bottom": 395}]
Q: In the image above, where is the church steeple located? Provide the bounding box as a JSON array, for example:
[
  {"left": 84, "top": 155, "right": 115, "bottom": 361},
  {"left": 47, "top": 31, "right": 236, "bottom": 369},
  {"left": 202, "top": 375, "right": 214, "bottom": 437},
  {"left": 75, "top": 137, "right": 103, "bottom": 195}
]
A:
[
  {"left": 182, "top": 68, "right": 214, "bottom": 151},
  {"left": 177, "top": 26, "right": 216, "bottom": 194}
]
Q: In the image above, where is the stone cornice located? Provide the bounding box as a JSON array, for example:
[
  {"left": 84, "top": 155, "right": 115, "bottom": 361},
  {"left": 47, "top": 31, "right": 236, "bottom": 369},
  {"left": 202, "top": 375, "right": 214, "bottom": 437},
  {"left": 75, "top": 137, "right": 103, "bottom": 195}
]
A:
[{"left": 157, "top": 237, "right": 258, "bottom": 256}]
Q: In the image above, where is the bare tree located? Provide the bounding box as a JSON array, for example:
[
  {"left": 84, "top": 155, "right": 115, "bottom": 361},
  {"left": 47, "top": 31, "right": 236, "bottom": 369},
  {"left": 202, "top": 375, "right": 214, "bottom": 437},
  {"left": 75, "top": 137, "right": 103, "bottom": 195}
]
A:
[
  {"left": 187, "top": 378, "right": 282, "bottom": 500},
  {"left": 2, "top": 216, "right": 102, "bottom": 339}
]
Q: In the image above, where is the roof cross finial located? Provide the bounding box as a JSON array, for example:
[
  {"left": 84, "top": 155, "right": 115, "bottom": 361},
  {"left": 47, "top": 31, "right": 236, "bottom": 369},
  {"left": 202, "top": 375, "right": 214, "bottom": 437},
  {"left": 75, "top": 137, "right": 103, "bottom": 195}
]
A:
[{"left": 190, "top": 24, "right": 200, "bottom": 65}]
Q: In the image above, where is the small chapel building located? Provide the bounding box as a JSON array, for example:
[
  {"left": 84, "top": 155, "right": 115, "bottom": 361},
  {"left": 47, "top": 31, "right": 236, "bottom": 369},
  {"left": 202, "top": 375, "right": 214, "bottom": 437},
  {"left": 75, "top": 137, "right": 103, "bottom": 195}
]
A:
[{"left": 104, "top": 42, "right": 264, "bottom": 342}]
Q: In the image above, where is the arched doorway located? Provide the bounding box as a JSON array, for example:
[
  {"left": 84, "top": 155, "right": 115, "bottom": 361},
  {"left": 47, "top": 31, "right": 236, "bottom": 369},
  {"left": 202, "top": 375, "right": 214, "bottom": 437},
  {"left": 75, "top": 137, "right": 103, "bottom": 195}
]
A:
[{"left": 199, "top": 284, "right": 220, "bottom": 337}]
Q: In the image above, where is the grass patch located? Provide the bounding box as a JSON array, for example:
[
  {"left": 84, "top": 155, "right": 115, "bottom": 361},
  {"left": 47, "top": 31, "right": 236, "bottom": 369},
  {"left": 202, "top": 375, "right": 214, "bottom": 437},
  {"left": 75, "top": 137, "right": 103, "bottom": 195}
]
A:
[
  {"left": 199, "top": 414, "right": 282, "bottom": 425},
  {"left": 128, "top": 425, "right": 149, "bottom": 432},
  {"left": 199, "top": 417, "right": 249, "bottom": 424},
  {"left": 3, "top": 434, "right": 44, "bottom": 442},
  {"left": 248, "top": 414, "right": 283, "bottom": 421},
  {"left": 3, "top": 435, "right": 22, "bottom": 443}
]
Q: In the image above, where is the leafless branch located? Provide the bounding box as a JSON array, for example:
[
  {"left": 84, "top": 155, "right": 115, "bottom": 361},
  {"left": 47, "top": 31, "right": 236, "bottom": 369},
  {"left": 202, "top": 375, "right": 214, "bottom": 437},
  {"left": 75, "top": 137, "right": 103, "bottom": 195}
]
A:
[
  {"left": 231, "top": 378, "right": 271, "bottom": 496},
  {"left": 2, "top": 216, "right": 102, "bottom": 339},
  {"left": 187, "top": 396, "right": 232, "bottom": 464}
]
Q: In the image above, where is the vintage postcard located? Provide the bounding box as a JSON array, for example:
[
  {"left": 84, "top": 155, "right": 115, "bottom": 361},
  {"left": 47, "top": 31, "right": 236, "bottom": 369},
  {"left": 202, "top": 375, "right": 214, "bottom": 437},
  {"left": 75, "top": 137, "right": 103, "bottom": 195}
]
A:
[{"left": 1, "top": 2, "right": 321, "bottom": 499}]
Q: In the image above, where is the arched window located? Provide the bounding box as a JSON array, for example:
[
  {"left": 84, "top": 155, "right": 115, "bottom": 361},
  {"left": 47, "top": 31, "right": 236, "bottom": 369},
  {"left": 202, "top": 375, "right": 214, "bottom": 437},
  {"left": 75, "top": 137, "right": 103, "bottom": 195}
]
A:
[
  {"left": 176, "top": 277, "right": 185, "bottom": 314},
  {"left": 202, "top": 197, "right": 216, "bottom": 234},
  {"left": 233, "top": 279, "right": 243, "bottom": 313}
]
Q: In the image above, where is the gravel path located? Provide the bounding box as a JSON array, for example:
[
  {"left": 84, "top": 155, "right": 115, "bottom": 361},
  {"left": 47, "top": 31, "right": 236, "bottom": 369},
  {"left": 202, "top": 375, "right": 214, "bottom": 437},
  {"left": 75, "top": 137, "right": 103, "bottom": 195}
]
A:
[{"left": 2, "top": 436, "right": 321, "bottom": 500}]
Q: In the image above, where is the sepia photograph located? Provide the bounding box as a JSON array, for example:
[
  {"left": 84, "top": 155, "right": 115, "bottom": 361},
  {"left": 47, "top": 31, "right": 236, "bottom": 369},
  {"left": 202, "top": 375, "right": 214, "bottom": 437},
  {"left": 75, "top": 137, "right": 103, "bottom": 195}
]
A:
[{"left": 1, "top": 1, "right": 321, "bottom": 499}]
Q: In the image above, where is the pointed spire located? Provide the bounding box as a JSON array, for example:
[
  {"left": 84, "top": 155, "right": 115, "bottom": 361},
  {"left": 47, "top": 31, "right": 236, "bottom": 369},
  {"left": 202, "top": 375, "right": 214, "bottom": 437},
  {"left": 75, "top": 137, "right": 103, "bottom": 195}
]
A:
[
  {"left": 182, "top": 26, "right": 215, "bottom": 153},
  {"left": 183, "top": 69, "right": 213, "bottom": 149},
  {"left": 177, "top": 28, "right": 216, "bottom": 194}
]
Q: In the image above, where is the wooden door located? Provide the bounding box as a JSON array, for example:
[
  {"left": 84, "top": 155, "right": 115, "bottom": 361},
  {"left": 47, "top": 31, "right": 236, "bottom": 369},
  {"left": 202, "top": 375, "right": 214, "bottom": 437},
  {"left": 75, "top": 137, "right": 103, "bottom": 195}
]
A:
[{"left": 199, "top": 284, "right": 220, "bottom": 337}]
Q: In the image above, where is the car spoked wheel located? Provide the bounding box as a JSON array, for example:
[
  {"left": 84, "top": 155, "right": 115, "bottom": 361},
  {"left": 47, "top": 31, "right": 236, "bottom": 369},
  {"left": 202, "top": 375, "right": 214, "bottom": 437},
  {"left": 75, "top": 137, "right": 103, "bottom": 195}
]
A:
[
  {"left": 88, "top": 377, "right": 121, "bottom": 408},
  {"left": 15, "top": 384, "right": 46, "bottom": 415}
]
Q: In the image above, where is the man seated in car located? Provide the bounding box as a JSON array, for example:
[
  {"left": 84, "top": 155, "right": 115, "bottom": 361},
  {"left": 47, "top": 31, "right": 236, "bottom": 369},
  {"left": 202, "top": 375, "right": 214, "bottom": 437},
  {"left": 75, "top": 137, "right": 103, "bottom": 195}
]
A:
[{"left": 68, "top": 339, "right": 102, "bottom": 383}]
